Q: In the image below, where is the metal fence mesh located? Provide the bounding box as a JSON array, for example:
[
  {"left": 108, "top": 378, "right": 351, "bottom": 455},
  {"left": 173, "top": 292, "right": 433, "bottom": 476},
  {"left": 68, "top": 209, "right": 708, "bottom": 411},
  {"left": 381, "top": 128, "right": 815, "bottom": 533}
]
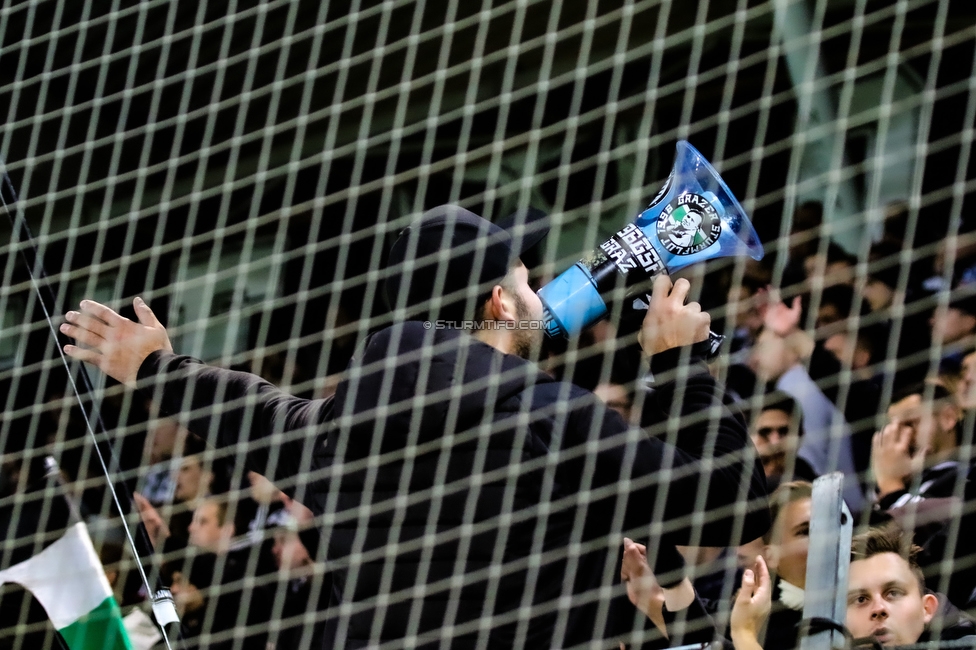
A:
[{"left": 2, "top": 0, "right": 976, "bottom": 648}]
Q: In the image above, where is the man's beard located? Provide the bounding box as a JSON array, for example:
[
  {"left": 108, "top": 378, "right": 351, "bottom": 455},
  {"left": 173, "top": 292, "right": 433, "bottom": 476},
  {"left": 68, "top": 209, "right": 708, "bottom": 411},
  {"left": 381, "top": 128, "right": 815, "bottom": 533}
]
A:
[{"left": 511, "top": 291, "right": 543, "bottom": 361}]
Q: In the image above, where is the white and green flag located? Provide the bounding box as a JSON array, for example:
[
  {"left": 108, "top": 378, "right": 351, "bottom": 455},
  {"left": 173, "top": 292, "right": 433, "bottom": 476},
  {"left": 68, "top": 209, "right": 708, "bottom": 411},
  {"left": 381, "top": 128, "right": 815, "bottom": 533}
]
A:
[{"left": 0, "top": 521, "right": 133, "bottom": 650}]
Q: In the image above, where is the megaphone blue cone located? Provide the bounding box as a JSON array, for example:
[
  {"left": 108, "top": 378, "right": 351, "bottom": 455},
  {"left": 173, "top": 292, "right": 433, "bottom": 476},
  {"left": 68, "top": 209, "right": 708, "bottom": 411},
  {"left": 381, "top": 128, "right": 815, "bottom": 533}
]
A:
[{"left": 538, "top": 140, "right": 763, "bottom": 339}]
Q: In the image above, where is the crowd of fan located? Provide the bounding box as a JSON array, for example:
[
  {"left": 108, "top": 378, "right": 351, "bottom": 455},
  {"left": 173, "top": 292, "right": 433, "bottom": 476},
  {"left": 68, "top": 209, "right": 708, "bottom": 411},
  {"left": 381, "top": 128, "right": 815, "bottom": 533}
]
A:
[
  {"left": 555, "top": 202, "right": 976, "bottom": 648},
  {"left": 9, "top": 202, "right": 976, "bottom": 649},
  {"left": 119, "top": 203, "right": 976, "bottom": 648},
  {"left": 95, "top": 408, "right": 331, "bottom": 650}
]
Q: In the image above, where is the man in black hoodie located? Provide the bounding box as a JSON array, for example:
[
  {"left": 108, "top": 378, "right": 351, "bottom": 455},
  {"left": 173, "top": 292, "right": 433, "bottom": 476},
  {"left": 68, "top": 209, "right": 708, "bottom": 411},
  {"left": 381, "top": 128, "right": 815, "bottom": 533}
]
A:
[{"left": 61, "top": 205, "right": 769, "bottom": 648}]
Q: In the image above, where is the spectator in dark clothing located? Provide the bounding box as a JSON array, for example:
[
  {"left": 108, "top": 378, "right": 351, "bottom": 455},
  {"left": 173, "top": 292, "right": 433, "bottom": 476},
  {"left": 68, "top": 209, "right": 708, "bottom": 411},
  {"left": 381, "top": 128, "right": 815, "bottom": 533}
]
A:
[
  {"left": 173, "top": 439, "right": 212, "bottom": 504},
  {"left": 187, "top": 497, "right": 236, "bottom": 555},
  {"left": 757, "top": 287, "right": 881, "bottom": 487},
  {"left": 138, "top": 416, "right": 187, "bottom": 507},
  {"left": 914, "top": 463, "right": 976, "bottom": 609},
  {"left": 748, "top": 393, "right": 817, "bottom": 492},
  {"left": 860, "top": 384, "right": 976, "bottom": 607},
  {"left": 821, "top": 325, "right": 877, "bottom": 376},
  {"left": 809, "top": 282, "right": 879, "bottom": 429},
  {"left": 750, "top": 481, "right": 812, "bottom": 650},
  {"left": 812, "top": 322, "right": 883, "bottom": 487},
  {"left": 931, "top": 293, "right": 976, "bottom": 376},
  {"left": 164, "top": 549, "right": 270, "bottom": 650},
  {"left": 861, "top": 240, "right": 933, "bottom": 391},
  {"left": 161, "top": 491, "right": 273, "bottom": 650},
  {"left": 921, "top": 224, "right": 976, "bottom": 293},
  {"left": 864, "top": 240, "right": 904, "bottom": 314},
  {"left": 266, "top": 522, "right": 331, "bottom": 650},
  {"left": 782, "top": 201, "right": 823, "bottom": 284},
  {"left": 166, "top": 436, "right": 212, "bottom": 546},
  {"left": 956, "top": 350, "right": 976, "bottom": 414},
  {"left": 847, "top": 524, "right": 976, "bottom": 646},
  {"left": 814, "top": 284, "right": 864, "bottom": 329},
  {"left": 749, "top": 301, "right": 863, "bottom": 512},
  {"left": 870, "top": 383, "right": 963, "bottom": 514},
  {"left": 803, "top": 242, "right": 855, "bottom": 288},
  {"left": 62, "top": 205, "right": 770, "bottom": 648}
]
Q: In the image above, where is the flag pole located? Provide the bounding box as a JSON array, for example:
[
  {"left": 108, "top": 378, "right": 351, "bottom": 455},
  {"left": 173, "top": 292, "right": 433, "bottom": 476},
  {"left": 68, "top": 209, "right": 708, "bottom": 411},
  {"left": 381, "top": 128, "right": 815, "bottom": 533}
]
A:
[{"left": 0, "top": 159, "right": 184, "bottom": 650}]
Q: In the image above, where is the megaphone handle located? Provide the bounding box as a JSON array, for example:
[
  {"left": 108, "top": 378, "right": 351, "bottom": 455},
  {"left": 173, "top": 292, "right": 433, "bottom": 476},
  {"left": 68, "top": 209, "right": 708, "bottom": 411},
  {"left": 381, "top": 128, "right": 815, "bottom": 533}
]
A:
[
  {"left": 631, "top": 293, "right": 724, "bottom": 360},
  {"left": 692, "top": 330, "right": 725, "bottom": 361}
]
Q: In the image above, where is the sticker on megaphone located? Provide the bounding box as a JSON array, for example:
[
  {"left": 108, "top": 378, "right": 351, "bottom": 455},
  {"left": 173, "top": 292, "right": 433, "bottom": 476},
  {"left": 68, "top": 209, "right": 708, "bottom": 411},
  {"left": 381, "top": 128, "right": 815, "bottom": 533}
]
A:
[{"left": 538, "top": 140, "right": 763, "bottom": 339}]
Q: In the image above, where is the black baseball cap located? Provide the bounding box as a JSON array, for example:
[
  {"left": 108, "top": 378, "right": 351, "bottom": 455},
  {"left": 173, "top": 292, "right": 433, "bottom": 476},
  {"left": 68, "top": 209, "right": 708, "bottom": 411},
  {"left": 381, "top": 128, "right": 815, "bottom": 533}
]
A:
[{"left": 384, "top": 205, "right": 549, "bottom": 322}]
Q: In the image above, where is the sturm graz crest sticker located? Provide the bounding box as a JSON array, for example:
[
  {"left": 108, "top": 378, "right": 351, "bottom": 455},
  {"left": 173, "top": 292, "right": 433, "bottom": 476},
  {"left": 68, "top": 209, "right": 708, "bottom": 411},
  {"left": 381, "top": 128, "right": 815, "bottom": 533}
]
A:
[{"left": 657, "top": 193, "right": 722, "bottom": 255}]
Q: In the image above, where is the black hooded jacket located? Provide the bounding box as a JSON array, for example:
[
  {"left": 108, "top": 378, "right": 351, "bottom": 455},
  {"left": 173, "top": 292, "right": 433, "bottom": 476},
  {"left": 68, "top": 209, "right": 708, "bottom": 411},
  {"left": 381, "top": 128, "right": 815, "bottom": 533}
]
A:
[{"left": 138, "top": 321, "right": 769, "bottom": 648}]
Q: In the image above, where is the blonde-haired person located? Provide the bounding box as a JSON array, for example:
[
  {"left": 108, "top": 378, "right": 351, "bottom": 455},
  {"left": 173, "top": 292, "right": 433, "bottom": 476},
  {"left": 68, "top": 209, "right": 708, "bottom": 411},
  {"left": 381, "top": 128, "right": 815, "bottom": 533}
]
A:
[
  {"left": 618, "top": 486, "right": 805, "bottom": 650},
  {"left": 735, "top": 481, "right": 813, "bottom": 650}
]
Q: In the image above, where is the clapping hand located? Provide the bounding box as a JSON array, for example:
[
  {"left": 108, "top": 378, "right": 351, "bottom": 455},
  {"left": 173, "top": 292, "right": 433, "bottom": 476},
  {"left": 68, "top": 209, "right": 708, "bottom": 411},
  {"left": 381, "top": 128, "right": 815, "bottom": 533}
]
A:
[
  {"left": 730, "top": 556, "right": 771, "bottom": 650},
  {"left": 620, "top": 537, "right": 667, "bottom": 628}
]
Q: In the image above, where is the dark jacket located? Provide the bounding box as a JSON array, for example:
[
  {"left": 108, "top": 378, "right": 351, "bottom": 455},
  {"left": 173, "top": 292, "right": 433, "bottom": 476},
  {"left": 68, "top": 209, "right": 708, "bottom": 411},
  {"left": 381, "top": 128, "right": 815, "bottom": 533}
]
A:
[
  {"left": 139, "top": 321, "right": 769, "bottom": 648},
  {"left": 162, "top": 549, "right": 270, "bottom": 650},
  {"left": 919, "top": 593, "right": 976, "bottom": 643},
  {"left": 267, "top": 573, "right": 333, "bottom": 650},
  {"left": 876, "top": 461, "right": 964, "bottom": 512},
  {"left": 760, "top": 578, "right": 804, "bottom": 650}
]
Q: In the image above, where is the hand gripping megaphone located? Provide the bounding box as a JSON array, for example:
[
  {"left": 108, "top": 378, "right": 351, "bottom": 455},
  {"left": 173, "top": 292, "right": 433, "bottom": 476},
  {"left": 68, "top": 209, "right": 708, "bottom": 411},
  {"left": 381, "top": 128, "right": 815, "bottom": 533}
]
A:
[{"left": 538, "top": 140, "right": 764, "bottom": 339}]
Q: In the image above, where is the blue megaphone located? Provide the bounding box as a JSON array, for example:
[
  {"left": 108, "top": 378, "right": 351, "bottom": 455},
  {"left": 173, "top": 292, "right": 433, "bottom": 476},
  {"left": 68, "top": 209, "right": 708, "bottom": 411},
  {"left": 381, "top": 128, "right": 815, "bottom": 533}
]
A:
[{"left": 539, "top": 141, "right": 763, "bottom": 339}]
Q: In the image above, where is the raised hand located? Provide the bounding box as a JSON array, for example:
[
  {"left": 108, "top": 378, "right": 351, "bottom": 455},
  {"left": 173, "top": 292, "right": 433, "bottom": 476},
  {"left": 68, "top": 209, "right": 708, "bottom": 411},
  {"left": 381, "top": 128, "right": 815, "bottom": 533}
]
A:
[
  {"left": 730, "top": 555, "right": 772, "bottom": 650},
  {"left": 133, "top": 492, "right": 170, "bottom": 549},
  {"left": 748, "top": 328, "right": 799, "bottom": 382},
  {"left": 762, "top": 288, "right": 803, "bottom": 338},
  {"left": 871, "top": 418, "right": 926, "bottom": 499},
  {"left": 61, "top": 297, "right": 173, "bottom": 388},
  {"left": 638, "top": 275, "right": 711, "bottom": 357}
]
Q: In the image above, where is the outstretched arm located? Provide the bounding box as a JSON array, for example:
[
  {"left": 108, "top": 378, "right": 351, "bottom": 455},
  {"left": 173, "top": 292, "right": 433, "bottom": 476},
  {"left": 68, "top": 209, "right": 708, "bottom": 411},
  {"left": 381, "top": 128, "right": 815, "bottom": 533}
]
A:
[
  {"left": 62, "top": 298, "right": 330, "bottom": 488},
  {"left": 136, "top": 350, "right": 333, "bottom": 486},
  {"left": 61, "top": 297, "right": 173, "bottom": 387}
]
